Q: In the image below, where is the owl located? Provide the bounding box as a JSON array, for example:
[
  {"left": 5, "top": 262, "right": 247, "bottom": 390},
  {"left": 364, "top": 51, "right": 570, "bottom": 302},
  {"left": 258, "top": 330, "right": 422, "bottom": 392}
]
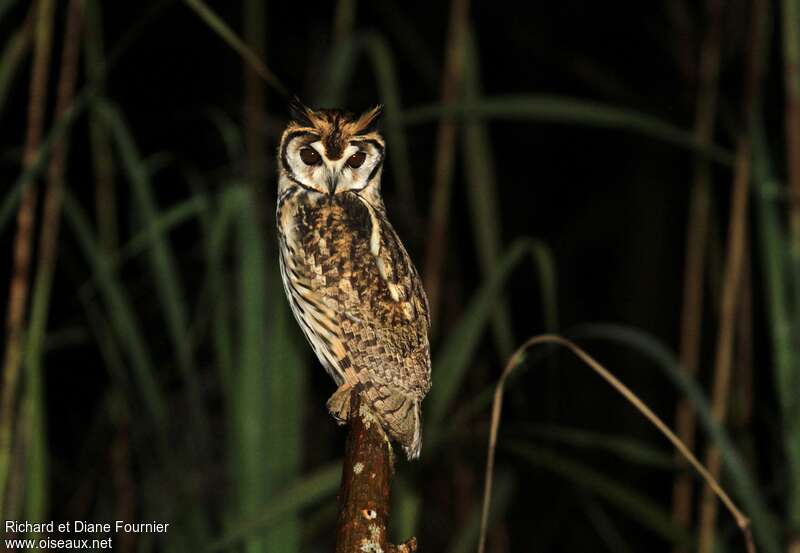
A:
[{"left": 275, "top": 98, "right": 431, "bottom": 459}]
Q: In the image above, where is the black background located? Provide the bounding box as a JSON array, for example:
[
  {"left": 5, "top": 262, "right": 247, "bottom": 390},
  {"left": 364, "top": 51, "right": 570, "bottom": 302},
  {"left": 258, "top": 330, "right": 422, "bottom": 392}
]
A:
[{"left": 0, "top": 1, "right": 785, "bottom": 551}]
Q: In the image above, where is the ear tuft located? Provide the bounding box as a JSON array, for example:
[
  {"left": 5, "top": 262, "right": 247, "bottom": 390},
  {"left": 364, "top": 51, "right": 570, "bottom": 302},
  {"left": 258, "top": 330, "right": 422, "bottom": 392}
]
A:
[
  {"left": 288, "top": 96, "right": 314, "bottom": 126},
  {"left": 358, "top": 104, "right": 384, "bottom": 132}
]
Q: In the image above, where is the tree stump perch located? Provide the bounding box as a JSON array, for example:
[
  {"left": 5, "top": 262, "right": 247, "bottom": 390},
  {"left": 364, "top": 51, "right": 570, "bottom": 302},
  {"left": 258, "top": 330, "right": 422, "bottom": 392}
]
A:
[{"left": 334, "top": 388, "right": 418, "bottom": 553}]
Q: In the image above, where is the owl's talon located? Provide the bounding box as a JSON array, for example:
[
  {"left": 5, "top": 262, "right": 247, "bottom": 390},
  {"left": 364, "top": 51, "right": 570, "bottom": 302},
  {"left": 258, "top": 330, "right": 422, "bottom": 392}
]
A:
[{"left": 327, "top": 383, "right": 353, "bottom": 424}]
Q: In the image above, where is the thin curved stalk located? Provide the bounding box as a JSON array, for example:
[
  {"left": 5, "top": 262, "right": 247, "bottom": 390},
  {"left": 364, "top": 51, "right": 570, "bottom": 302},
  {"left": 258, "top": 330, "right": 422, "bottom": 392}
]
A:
[{"left": 478, "top": 335, "right": 755, "bottom": 553}]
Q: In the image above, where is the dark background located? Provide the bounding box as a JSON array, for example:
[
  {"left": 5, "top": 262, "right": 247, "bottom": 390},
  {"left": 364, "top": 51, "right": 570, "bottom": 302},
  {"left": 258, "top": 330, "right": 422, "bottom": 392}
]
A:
[{"left": 0, "top": 1, "right": 792, "bottom": 552}]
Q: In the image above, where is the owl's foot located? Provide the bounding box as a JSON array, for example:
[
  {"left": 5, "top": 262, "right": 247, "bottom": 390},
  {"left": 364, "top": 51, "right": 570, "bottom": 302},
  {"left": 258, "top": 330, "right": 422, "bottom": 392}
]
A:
[{"left": 326, "top": 383, "right": 354, "bottom": 425}]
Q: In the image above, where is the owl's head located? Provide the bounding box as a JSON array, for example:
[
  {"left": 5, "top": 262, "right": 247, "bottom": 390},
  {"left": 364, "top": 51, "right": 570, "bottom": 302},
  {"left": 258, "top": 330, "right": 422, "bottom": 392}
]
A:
[{"left": 278, "top": 98, "right": 385, "bottom": 201}]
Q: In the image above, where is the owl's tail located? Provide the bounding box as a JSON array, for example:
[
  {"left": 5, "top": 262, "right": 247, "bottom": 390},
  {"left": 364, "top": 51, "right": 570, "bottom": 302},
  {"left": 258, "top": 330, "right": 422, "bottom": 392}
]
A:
[
  {"left": 362, "top": 385, "right": 422, "bottom": 460},
  {"left": 402, "top": 400, "right": 422, "bottom": 460},
  {"left": 328, "top": 383, "right": 423, "bottom": 460}
]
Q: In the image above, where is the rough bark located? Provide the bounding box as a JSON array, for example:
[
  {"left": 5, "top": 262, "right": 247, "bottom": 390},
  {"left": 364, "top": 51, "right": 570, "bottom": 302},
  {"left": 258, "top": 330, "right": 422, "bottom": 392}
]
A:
[{"left": 334, "top": 388, "right": 417, "bottom": 553}]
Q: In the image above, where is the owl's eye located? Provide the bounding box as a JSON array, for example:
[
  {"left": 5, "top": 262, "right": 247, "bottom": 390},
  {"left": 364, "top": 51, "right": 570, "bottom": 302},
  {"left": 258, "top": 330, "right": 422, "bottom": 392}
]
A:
[
  {"left": 346, "top": 151, "right": 366, "bottom": 168},
  {"left": 300, "top": 147, "right": 321, "bottom": 165}
]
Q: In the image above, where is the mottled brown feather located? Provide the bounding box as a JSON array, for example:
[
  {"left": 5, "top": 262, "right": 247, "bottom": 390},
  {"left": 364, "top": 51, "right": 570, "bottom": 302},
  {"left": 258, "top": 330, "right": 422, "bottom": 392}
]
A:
[{"left": 276, "top": 104, "right": 430, "bottom": 459}]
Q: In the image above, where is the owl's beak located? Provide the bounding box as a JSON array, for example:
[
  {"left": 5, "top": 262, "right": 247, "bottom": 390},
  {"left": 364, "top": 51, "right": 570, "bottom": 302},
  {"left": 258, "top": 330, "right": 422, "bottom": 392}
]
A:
[{"left": 326, "top": 174, "right": 338, "bottom": 196}]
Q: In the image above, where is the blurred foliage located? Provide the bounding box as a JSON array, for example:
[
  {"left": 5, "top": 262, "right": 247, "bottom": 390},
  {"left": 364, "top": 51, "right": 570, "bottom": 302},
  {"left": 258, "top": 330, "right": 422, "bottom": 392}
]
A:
[{"left": 0, "top": 0, "right": 799, "bottom": 552}]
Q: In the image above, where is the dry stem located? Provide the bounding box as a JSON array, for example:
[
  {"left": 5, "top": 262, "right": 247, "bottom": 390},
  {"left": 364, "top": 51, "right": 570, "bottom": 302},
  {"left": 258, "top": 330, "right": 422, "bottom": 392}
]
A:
[
  {"left": 697, "top": 0, "right": 767, "bottom": 548},
  {"left": 671, "top": 0, "right": 722, "bottom": 540},
  {"left": 335, "top": 389, "right": 417, "bottom": 553},
  {"left": 0, "top": 0, "right": 55, "bottom": 516},
  {"left": 478, "top": 335, "right": 755, "bottom": 553},
  {"left": 423, "top": 0, "right": 469, "bottom": 325},
  {"left": 697, "top": 138, "right": 752, "bottom": 553}
]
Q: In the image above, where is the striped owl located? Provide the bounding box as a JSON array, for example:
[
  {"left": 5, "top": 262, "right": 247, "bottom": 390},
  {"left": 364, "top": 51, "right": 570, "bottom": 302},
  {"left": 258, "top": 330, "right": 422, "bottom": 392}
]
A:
[{"left": 276, "top": 98, "right": 431, "bottom": 459}]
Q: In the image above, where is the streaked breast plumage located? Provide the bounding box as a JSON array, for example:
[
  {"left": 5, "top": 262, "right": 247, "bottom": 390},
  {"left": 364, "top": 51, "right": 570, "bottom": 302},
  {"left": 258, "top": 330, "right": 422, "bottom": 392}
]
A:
[{"left": 275, "top": 98, "right": 431, "bottom": 459}]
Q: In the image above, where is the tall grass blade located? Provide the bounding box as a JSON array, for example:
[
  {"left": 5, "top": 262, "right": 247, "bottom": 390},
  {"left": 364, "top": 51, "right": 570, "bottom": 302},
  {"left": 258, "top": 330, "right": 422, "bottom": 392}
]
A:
[
  {"left": 520, "top": 424, "right": 676, "bottom": 470},
  {"left": 427, "top": 238, "right": 557, "bottom": 433},
  {"left": 0, "top": 11, "right": 32, "bottom": 118},
  {"left": 205, "top": 186, "right": 246, "bottom": 393},
  {"left": 361, "top": 33, "right": 416, "bottom": 208},
  {"left": 440, "top": 344, "right": 561, "bottom": 440},
  {"left": 672, "top": 2, "right": 722, "bottom": 536},
  {"left": 21, "top": 0, "right": 83, "bottom": 528},
  {"left": 117, "top": 195, "right": 207, "bottom": 265},
  {"left": 242, "top": 0, "right": 269, "bottom": 226},
  {"left": 208, "top": 461, "right": 341, "bottom": 552},
  {"left": 233, "top": 193, "right": 271, "bottom": 553},
  {"left": 461, "top": 28, "right": 515, "bottom": 356},
  {"left": 206, "top": 108, "right": 244, "bottom": 162},
  {"left": 445, "top": 471, "right": 513, "bottom": 553},
  {"left": 391, "top": 475, "right": 420, "bottom": 544},
  {"left": 0, "top": 0, "right": 55, "bottom": 525},
  {"left": 779, "top": 0, "right": 800, "bottom": 537},
  {"left": 750, "top": 26, "right": 788, "bottom": 319},
  {"left": 99, "top": 101, "right": 208, "bottom": 446},
  {"left": 508, "top": 443, "right": 689, "bottom": 545},
  {"left": 21, "top": 390, "right": 45, "bottom": 526},
  {"left": 577, "top": 323, "right": 781, "bottom": 553},
  {"left": 78, "top": 289, "right": 130, "bottom": 405},
  {"left": 0, "top": 0, "right": 19, "bottom": 24},
  {"left": 582, "top": 494, "right": 635, "bottom": 553},
  {"left": 333, "top": 0, "right": 355, "bottom": 45},
  {"left": 262, "top": 251, "right": 306, "bottom": 552},
  {"left": 402, "top": 96, "right": 734, "bottom": 165},
  {"left": 697, "top": 137, "right": 752, "bottom": 553},
  {"left": 181, "top": 0, "right": 287, "bottom": 96},
  {"left": 231, "top": 193, "right": 306, "bottom": 553},
  {"left": 62, "top": 190, "right": 166, "bottom": 428},
  {"left": 75, "top": 194, "right": 208, "bottom": 319},
  {"left": 197, "top": 185, "right": 241, "bottom": 553},
  {"left": 319, "top": 32, "right": 416, "bottom": 207},
  {"left": 783, "top": 0, "right": 800, "bottom": 247},
  {"left": 317, "top": 37, "right": 356, "bottom": 106},
  {"left": 370, "top": 0, "right": 439, "bottom": 90},
  {"left": 423, "top": 0, "right": 469, "bottom": 324},
  {"left": 0, "top": 92, "right": 88, "bottom": 235},
  {"left": 753, "top": 120, "right": 800, "bottom": 540},
  {"left": 84, "top": 0, "right": 118, "bottom": 251},
  {"left": 478, "top": 334, "right": 755, "bottom": 553}
]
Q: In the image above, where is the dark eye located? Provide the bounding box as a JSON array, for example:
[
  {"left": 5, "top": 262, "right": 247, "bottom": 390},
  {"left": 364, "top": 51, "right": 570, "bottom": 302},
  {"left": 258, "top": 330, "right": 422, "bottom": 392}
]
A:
[
  {"left": 347, "top": 151, "right": 366, "bottom": 168},
  {"left": 300, "top": 147, "right": 321, "bottom": 165}
]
